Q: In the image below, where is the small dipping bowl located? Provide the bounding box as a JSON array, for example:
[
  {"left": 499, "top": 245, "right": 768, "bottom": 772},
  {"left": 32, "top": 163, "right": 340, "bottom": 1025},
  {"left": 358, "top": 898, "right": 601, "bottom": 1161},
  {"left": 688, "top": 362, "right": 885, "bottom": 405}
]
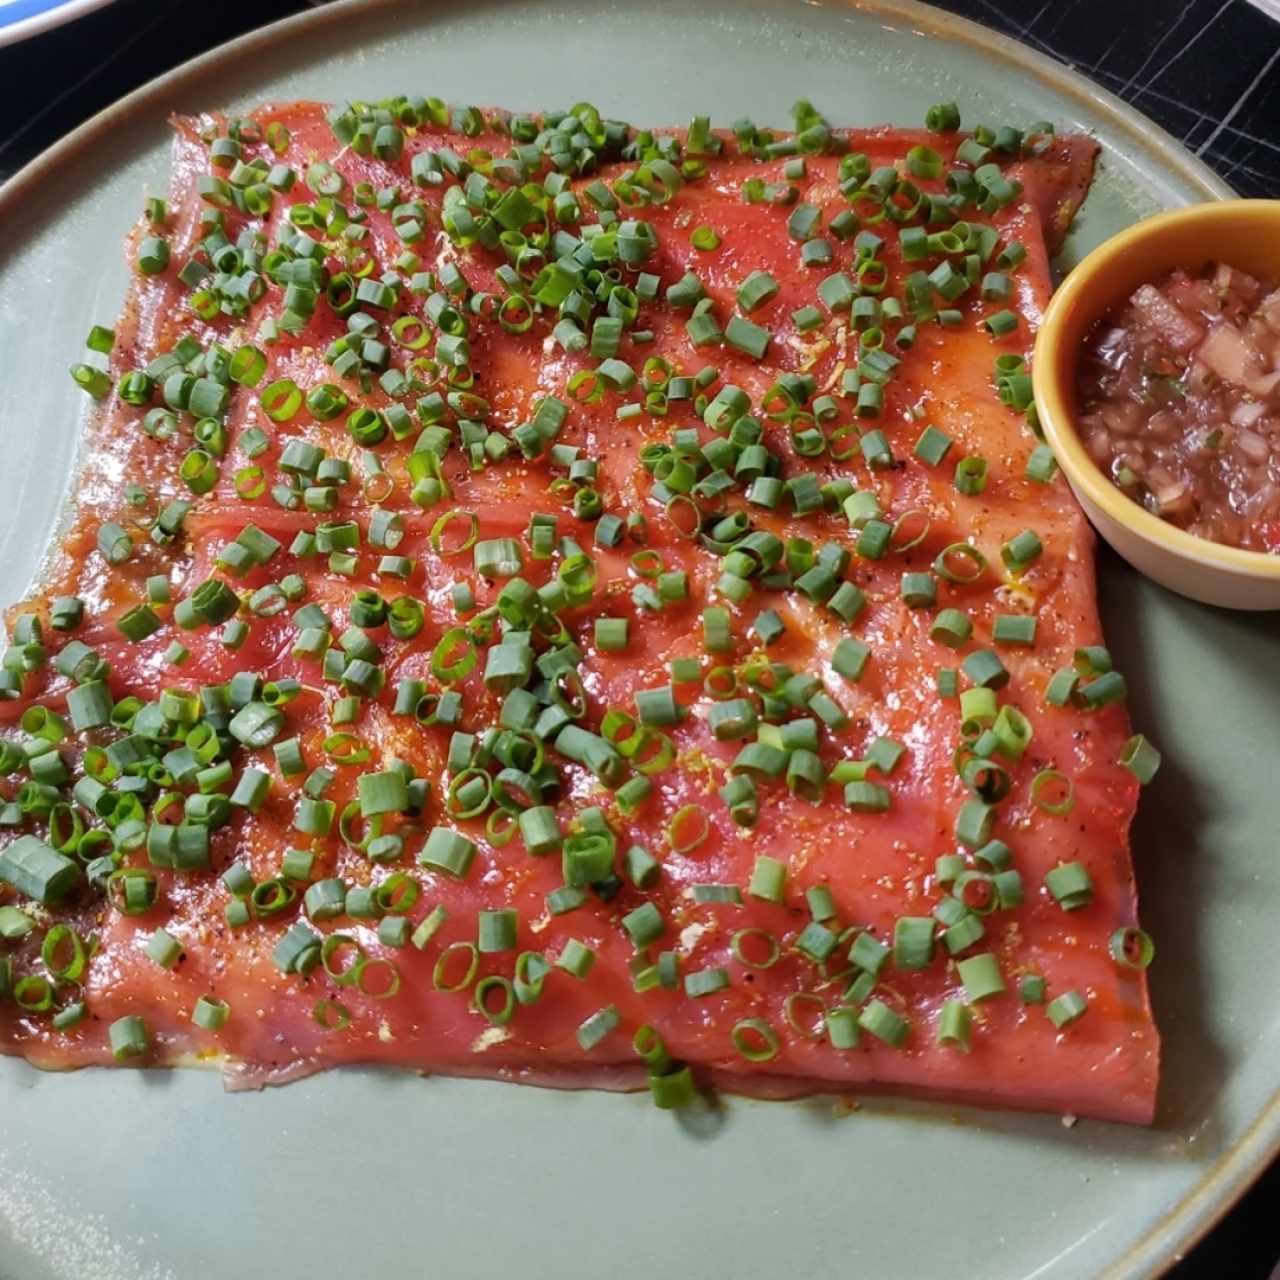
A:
[{"left": 1034, "top": 199, "right": 1280, "bottom": 610}]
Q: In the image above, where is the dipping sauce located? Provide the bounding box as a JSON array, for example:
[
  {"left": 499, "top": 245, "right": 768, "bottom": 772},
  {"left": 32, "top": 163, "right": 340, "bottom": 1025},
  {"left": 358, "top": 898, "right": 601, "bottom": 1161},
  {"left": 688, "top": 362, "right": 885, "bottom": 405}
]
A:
[{"left": 1077, "top": 263, "right": 1280, "bottom": 551}]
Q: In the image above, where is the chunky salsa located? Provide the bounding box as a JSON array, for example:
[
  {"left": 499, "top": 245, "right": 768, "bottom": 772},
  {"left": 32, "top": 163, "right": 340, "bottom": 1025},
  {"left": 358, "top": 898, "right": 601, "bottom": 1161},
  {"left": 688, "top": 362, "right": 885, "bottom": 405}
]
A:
[
  {"left": 1078, "top": 263, "right": 1280, "bottom": 551},
  {"left": 0, "top": 97, "right": 1161, "bottom": 1122}
]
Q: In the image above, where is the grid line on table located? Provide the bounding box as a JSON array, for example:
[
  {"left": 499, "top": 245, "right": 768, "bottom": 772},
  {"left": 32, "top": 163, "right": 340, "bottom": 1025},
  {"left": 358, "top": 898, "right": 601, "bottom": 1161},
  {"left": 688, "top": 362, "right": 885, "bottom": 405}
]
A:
[
  {"left": 1193, "top": 45, "right": 1280, "bottom": 156},
  {"left": 977, "top": 0, "right": 1280, "bottom": 198},
  {"left": 1117, "top": 0, "right": 1232, "bottom": 96}
]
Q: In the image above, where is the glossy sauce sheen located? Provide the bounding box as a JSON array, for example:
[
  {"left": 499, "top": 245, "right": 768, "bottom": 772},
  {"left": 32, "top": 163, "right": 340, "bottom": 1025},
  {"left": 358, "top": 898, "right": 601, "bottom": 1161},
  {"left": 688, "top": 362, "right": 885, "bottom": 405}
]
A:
[{"left": 0, "top": 103, "right": 1158, "bottom": 1122}]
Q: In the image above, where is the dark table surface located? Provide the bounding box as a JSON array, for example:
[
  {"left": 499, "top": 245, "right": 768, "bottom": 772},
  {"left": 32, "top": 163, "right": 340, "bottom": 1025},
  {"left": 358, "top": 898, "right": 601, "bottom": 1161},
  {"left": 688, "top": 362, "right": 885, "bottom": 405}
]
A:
[{"left": 0, "top": 0, "right": 1277, "bottom": 1276}]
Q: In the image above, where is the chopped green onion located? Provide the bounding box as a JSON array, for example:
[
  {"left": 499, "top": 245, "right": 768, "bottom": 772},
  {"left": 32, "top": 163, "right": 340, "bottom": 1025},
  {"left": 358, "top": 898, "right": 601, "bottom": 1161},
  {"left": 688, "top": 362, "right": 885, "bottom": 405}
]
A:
[
  {"left": 1109, "top": 926, "right": 1156, "bottom": 970},
  {"left": 1045, "top": 860, "right": 1093, "bottom": 910},
  {"left": 748, "top": 854, "right": 785, "bottom": 904},
  {"left": 109, "top": 1015, "right": 150, "bottom": 1062},
  {"left": 1031, "top": 769, "right": 1075, "bottom": 816},
  {"left": 1047, "top": 989, "right": 1088, "bottom": 1028},
  {"left": 731, "top": 1018, "right": 779, "bottom": 1062},
  {"left": 858, "top": 999, "right": 909, "bottom": 1048},
  {"left": 937, "top": 999, "right": 972, "bottom": 1051},
  {"left": 576, "top": 1005, "right": 620, "bottom": 1051}
]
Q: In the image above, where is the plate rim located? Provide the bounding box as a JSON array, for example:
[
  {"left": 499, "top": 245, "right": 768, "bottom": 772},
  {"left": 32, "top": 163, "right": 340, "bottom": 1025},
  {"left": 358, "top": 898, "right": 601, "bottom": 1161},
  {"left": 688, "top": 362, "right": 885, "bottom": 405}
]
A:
[{"left": 0, "top": 1, "right": 1257, "bottom": 1277}]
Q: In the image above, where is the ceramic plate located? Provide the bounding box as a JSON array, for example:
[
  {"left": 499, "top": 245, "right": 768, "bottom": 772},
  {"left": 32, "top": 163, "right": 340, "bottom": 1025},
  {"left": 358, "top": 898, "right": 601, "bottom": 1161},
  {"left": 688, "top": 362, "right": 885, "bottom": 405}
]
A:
[{"left": 0, "top": 2, "right": 1275, "bottom": 1277}]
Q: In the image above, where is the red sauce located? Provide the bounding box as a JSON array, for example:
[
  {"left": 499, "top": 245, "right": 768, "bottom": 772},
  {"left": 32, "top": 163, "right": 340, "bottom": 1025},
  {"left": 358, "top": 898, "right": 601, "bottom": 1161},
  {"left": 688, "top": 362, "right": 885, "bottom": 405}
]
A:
[{"left": 1078, "top": 263, "right": 1280, "bottom": 551}]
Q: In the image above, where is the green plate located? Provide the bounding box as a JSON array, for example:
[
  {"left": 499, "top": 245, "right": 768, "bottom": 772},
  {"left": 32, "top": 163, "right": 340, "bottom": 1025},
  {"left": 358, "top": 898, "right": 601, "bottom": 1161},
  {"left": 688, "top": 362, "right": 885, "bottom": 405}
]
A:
[{"left": 0, "top": 3, "right": 1272, "bottom": 1277}]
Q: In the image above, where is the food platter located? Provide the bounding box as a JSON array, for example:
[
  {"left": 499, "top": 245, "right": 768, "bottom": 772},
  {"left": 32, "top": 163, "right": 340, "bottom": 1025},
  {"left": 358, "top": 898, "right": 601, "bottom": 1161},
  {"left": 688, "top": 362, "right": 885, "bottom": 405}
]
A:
[{"left": 0, "top": 2, "right": 1275, "bottom": 1278}]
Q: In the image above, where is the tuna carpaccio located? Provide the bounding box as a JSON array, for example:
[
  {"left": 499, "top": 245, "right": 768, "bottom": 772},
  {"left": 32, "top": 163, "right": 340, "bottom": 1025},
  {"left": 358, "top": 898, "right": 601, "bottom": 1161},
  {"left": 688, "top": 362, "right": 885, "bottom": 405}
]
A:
[{"left": 0, "top": 98, "right": 1159, "bottom": 1123}]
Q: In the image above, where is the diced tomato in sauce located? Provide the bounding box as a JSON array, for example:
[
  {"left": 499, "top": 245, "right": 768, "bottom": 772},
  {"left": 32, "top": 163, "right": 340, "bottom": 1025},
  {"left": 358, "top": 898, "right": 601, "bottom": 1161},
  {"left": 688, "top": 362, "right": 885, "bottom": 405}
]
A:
[{"left": 1079, "top": 262, "right": 1280, "bottom": 551}]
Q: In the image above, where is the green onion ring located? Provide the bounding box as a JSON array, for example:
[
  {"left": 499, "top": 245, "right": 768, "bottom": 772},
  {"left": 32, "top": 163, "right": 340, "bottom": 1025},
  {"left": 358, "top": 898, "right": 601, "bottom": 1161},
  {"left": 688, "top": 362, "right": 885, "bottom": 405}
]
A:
[
  {"left": 829, "top": 424, "right": 860, "bottom": 461},
  {"left": 447, "top": 767, "right": 493, "bottom": 819},
  {"left": 433, "top": 941, "right": 479, "bottom": 993},
  {"left": 513, "top": 950, "right": 547, "bottom": 1004},
  {"left": 48, "top": 804, "right": 84, "bottom": 853},
  {"left": 731, "top": 1017, "right": 780, "bottom": 1062},
  {"left": 742, "top": 661, "right": 782, "bottom": 692},
  {"left": 703, "top": 666, "right": 738, "bottom": 699},
  {"left": 357, "top": 957, "right": 401, "bottom": 999},
  {"left": 14, "top": 974, "right": 53, "bottom": 1012},
  {"left": 107, "top": 867, "right": 156, "bottom": 916},
  {"left": 251, "top": 879, "right": 296, "bottom": 918},
  {"left": 375, "top": 873, "right": 420, "bottom": 914},
  {"left": 74, "top": 829, "right": 112, "bottom": 864},
  {"left": 567, "top": 369, "right": 602, "bottom": 404},
  {"left": 260, "top": 378, "right": 302, "bottom": 422},
  {"left": 784, "top": 992, "right": 827, "bottom": 1040},
  {"left": 731, "top": 928, "right": 781, "bottom": 969},
  {"left": 388, "top": 596, "right": 425, "bottom": 641},
  {"left": 954, "top": 870, "right": 998, "bottom": 915},
  {"left": 933, "top": 542, "right": 988, "bottom": 583},
  {"left": 1031, "top": 769, "right": 1074, "bottom": 815},
  {"left": 41, "top": 923, "right": 87, "bottom": 981},
  {"left": 629, "top": 549, "right": 665, "bottom": 579},
  {"left": 234, "top": 466, "right": 266, "bottom": 499},
  {"left": 632, "top": 1024, "right": 673, "bottom": 1073},
  {"left": 623, "top": 728, "right": 675, "bottom": 776},
  {"left": 323, "top": 733, "right": 371, "bottom": 765},
  {"left": 430, "top": 509, "right": 479, "bottom": 556},
  {"left": 338, "top": 802, "right": 382, "bottom": 851},
  {"left": 664, "top": 494, "right": 701, "bottom": 540},
  {"left": 890, "top": 509, "right": 931, "bottom": 554},
  {"left": 961, "top": 757, "right": 1012, "bottom": 803},
  {"left": 847, "top": 188, "right": 886, "bottom": 223},
  {"left": 321, "top": 934, "right": 366, "bottom": 987},
  {"left": 552, "top": 669, "right": 588, "bottom": 719},
  {"left": 498, "top": 295, "right": 534, "bottom": 334},
  {"left": 432, "top": 628, "right": 478, "bottom": 684},
  {"left": 390, "top": 315, "right": 432, "bottom": 350},
  {"left": 642, "top": 357, "right": 673, "bottom": 389},
  {"left": 667, "top": 804, "right": 710, "bottom": 853},
  {"left": 84, "top": 746, "right": 115, "bottom": 781},
  {"left": 265, "top": 121, "right": 290, "bottom": 153},
  {"left": 473, "top": 975, "right": 516, "bottom": 1025},
  {"left": 486, "top": 809, "right": 518, "bottom": 847},
  {"left": 602, "top": 709, "right": 638, "bottom": 744},
  {"left": 1108, "top": 926, "right": 1155, "bottom": 970},
  {"left": 492, "top": 768, "right": 538, "bottom": 814},
  {"left": 312, "top": 998, "right": 351, "bottom": 1031}
]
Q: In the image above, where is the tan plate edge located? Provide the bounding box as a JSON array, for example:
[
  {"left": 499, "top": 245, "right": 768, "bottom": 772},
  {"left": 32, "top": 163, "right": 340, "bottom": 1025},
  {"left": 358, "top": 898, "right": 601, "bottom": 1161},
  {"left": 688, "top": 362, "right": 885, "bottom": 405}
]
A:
[{"left": 0, "top": 3, "right": 1257, "bottom": 1278}]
